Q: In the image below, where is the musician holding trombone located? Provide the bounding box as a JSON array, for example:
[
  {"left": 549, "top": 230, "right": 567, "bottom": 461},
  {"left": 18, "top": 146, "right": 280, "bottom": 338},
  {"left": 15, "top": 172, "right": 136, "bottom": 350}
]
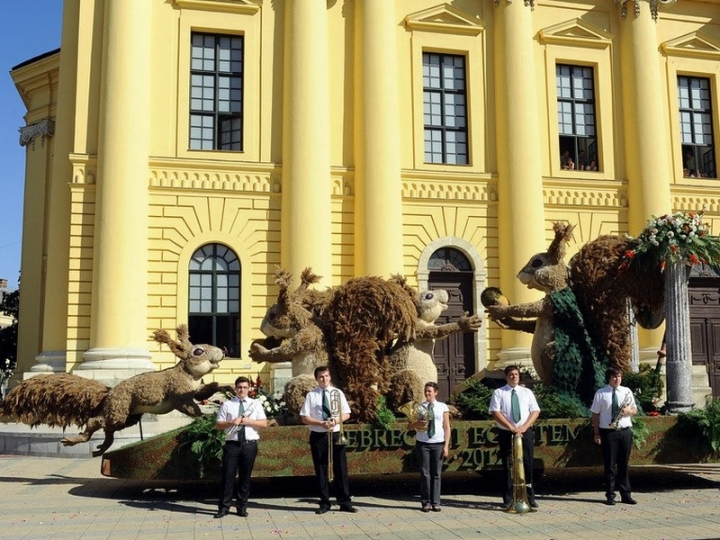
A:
[
  {"left": 300, "top": 366, "right": 357, "bottom": 514},
  {"left": 591, "top": 367, "right": 638, "bottom": 506},
  {"left": 489, "top": 365, "right": 540, "bottom": 510}
]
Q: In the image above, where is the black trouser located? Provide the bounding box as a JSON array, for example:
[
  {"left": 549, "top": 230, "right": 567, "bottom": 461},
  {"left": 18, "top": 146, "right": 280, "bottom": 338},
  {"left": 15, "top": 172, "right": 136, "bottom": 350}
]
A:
[
  {"left": 309, "top": 431, "right": 351, "bottom": 506},
  {"left": 497, "top": 429, "right": 535, "bottom": 504},
  {"left": 417, "top": 441, "right": 444, "bottom": 506},
  {"left": 599, "top": 427, "right": 632, "bottom": 499},
  {"left": 218, "top": 440, "right": 258, "bottom": 512}
]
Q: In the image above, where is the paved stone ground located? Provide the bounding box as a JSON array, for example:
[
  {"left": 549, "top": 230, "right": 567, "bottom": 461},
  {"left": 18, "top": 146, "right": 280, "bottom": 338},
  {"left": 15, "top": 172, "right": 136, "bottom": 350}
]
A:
[{"left": 1, "top": 455, "right": 719, "bottom": 540}]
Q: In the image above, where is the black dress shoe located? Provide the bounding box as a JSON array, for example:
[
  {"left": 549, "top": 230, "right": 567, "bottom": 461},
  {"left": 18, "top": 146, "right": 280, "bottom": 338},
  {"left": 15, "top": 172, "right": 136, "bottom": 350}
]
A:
[
  {"left": 315, "top": 505, "right": 330, "bottom": 515},
  {"left": 605, "top": 498, "right": 616, "bottom": 506},
  {"left": 237, "top": 508, "right": 248, "bottom": 517},
  {"left": 431, "top": 505, "right": 441, "bottom": 512},
  {"left": 340, "top": 505, "right": 358, "bottom": 513},
  {"left": 421, "top": 504, "right": 431, "bottom": 513},
  {"left": 621, "top": 496, "right": 637, "bottom": 505},
  {"left": 213, "top": 509, "right": 230, "bottom": 519},
  {"left": 529, "top": 501, "right": 539, "bottom": 508}
]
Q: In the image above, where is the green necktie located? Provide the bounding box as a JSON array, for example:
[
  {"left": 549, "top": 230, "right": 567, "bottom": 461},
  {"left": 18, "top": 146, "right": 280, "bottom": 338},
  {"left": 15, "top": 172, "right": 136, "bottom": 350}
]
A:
[
  {"left": 322, "top": 390, "right": 331, "bottom": 420},
  {"left": 427, "top": 403, "right": 436, "bottom": 438},
  {"left": 511, "top": 389, "right": 521, "bottom": 423},
  {"left": 237, "top": 400, "right": 246, "bottom": 442},
  {"left": 611, "top": 388, "right": 619, "bottom": 420}
]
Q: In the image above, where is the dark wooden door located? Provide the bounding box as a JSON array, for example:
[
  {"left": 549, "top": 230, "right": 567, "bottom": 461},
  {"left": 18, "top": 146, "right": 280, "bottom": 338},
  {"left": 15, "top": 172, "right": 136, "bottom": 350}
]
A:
[
  {"left": 688, "top": 278, "right": 720, "bottom": 399},
  {"left": 428, "top": 272, "right": 476, "bottom": 401}
]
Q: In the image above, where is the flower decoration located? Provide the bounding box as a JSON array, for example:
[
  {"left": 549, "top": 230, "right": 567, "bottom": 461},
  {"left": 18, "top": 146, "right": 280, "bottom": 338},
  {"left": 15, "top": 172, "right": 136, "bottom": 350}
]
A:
[
  {"left": 248, "top": 376, "right": 286, "bottom": 419},
  {"left": 619, "top": 212, "right": 720, "bottom": 274}
]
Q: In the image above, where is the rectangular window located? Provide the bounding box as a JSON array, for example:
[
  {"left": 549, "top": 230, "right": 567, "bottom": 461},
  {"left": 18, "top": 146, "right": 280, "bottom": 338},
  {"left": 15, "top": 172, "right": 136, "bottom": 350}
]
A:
[
  {"left": 189, "top": 33, "right": 243, "bottom": 151},
  {"left": 423, "top": 53, "right": 468, "bottom": 165},
  {"left": 679, "top": 76, "right": 716, "bottom": 179},
  {"left": 556, "top": 64, "right": 598, "bottom": 172}
]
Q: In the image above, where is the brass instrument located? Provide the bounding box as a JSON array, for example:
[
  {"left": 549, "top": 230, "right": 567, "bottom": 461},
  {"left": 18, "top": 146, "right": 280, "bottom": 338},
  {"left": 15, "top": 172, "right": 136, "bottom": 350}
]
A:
[
  {"left": 398, "top": 401, "right": 428, "bottom": 431},
  {"left": 609, "top": 393, "right": 633, "bottom": 430},
  {"left": 327, "top": 389, "right": 348, "bottom": 483},
  {"left": 505, "top": 433, "right": 536, "bottom": 514}
]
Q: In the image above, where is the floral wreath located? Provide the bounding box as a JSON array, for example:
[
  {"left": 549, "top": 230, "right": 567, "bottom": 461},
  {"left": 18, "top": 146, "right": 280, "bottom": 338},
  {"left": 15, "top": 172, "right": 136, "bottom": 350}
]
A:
[{"left": 618, "top": 211, "right": 720, "bottom": 274}]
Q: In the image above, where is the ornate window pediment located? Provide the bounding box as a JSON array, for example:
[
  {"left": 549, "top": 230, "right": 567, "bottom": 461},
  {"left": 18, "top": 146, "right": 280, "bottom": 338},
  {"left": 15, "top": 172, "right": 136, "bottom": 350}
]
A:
[
  {"left": 404, "top": 4, "right": 485, "bottom": 36},
  {"left": 539, "top": 19, "right": 613, "bottom": 49},
  {"left": 662, "top": 31, "right": 720, "bottom": 61},
  {"left": 172, "top": 0, "right": 260, "bottom": 15}
]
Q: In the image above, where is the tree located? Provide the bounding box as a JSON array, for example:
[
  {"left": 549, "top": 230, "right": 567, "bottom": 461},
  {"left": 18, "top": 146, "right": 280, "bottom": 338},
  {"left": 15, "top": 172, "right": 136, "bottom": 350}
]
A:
[{"left": 0, "top": 278, "right": 19, "bottom": 381}]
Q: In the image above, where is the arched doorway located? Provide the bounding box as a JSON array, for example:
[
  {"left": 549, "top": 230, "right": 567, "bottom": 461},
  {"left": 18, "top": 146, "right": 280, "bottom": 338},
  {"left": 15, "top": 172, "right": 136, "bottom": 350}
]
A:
[{"left": 428, "top": 247, "right": 476, "bottom": 400}]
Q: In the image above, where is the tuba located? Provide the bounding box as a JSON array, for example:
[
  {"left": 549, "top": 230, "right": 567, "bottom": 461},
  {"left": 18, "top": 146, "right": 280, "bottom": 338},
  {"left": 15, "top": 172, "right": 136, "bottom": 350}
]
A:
[
  {"left": 327, "top": 389, "right": 348, "bottom": 483},
  {"left": 505, "top": 433, "right": 536, "bottom": 514}
]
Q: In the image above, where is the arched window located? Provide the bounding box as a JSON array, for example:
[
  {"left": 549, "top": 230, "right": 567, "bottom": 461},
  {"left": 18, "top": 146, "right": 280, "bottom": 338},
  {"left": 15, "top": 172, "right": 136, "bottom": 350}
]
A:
[
  {"left": 188, "top": 244, "right": 240, "bottom": 357},
  {"left": 428, "top": 247, "right": 472, "bottom": 272}
]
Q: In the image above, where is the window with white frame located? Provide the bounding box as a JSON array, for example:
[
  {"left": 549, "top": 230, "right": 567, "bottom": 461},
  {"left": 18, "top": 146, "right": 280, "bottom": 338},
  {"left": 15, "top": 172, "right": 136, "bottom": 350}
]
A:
[
  {"left": 557, "top": 64, "right": 599, "bottom": 172},
  {"left": 188, "top": 244, "right": 240, "bottom": 357},
  {"left": 189, "top": 33, "right": 243, "bottom": 151},
  {"left": 423, "top": 52, "right": 468, "bottom": 165},
  {"left": 679, "top": 76, "right": 716, "bottom": 179}
]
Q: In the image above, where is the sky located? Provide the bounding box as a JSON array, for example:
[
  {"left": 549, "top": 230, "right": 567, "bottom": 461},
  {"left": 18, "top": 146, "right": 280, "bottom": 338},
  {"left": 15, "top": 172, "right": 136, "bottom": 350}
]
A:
[{"left": 0, "top": 2, "right": 64, "bottom": 290}]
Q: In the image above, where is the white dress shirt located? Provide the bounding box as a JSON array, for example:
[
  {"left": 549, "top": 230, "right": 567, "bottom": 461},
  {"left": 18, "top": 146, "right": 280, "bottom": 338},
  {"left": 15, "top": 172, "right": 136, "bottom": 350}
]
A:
[
  {"left": 415, "top": 400, "right": 449, "bottom": 444},
  {"left": 488, "top": 384, "right": 540, "bottom": 430},
  {"left": 300, "top": 386, "right": 350, "bottom": 433},
  {"left": 590, "top": 385, "right": 636, "bottom": 429},
  {"left": 216, "top": 396, "right": 267, "bottom": 441}
]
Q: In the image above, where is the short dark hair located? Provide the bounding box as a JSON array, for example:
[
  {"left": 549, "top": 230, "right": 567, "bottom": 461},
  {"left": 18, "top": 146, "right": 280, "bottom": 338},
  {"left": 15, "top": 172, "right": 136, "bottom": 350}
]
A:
[
  {"left": 605, "top": 367, "right": 622, "bottom": 382},
  {"left": 504, "top": 365, "right": 520, "bottom": 376},
  {"left": 235, "top": 376, "right": 251, "bottom": 387},
  {"left": 424, "top": 381, "right": 439, "bottom": 392},
  {"left": 314, "top": 366, "right": 330, "bottom": 379}
]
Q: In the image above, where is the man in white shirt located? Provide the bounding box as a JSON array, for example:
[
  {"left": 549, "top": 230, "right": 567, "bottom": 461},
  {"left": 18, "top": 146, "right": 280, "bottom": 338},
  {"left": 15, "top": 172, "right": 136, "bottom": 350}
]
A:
[
  {"left": 591, "top": 367, "right": 638, "bottom": 506},
  {"left": 214, "top": 376, "right": 268, "bottom": 518},
  {"left": 300, "top": 366, "right": 357, "bottom": 514},
  {"left": 488, "top": 365, "right": 540, "bottom": 509}
]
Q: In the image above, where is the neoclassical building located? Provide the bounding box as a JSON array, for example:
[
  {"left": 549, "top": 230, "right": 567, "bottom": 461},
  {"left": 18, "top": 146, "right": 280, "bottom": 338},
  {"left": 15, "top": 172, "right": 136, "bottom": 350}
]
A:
[{"left": 11, "top": 0, "right": 720, "bottom": 400}]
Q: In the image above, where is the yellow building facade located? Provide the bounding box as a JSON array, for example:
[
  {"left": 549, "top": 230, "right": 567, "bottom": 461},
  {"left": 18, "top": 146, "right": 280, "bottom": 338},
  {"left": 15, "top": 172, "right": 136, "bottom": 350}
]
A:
[{"left": 11, "top": 0, "right": 720, "bottom": 398}]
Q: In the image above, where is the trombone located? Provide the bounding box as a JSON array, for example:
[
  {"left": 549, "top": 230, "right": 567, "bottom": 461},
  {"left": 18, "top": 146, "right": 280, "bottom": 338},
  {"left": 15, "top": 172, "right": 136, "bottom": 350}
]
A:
[
  {"left": 609, "top": 393, "right": 633, "bottom": 430},
  {"left": 327, "top": 389, "right": 348, "bottom": 483}
]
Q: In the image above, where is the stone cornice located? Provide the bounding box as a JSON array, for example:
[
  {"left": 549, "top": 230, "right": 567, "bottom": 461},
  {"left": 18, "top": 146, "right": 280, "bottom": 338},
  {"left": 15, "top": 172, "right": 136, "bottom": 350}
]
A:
[
  {"left": 172, "top": 0, "right": 261, "bottom": 14},
  {"left": 543, "top": 179, "right": 625, "bottom": 207},
  {"left": 401, "top": 172, "right": 496, "bottom": 201},
  {"left": 19, "top": 118, "right": 55, "bottom": 148},
  {"left": 405, "top": 4, "right": 485, "bottom": 36}
]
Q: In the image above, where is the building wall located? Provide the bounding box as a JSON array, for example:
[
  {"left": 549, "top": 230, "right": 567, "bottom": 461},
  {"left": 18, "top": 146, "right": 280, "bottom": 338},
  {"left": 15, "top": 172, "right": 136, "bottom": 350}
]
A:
[{"left": 11, "top": 0, "right": 720, "bottom": 384}]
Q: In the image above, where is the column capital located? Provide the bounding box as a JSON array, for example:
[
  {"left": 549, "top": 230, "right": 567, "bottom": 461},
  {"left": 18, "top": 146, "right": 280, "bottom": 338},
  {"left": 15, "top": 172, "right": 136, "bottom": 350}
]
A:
[
  {"left": 494, "top": 0, "right": 536, "bottom": 10},
  {"left": 616, "top": 0, "right": 677, "bottom": 21},
  {"left": 19, "top": 118, "right": 55, "bottom": 148}
]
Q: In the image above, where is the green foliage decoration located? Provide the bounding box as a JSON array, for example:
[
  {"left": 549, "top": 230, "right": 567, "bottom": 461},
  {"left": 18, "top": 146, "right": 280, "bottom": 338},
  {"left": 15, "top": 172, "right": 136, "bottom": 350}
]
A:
[
  {"left": 373, "top": 395, "right": 396, "bottom": 430},
  {"left": 448, "top": 377, "right": 496, "bottom": 420},
  {"left": 178, "top": 414, "right": 225, "bottom": 478},
  {"left": 532, "top": 383, "right": 590, "bottom": 420},
  {"left": 676, "top": 399, "right": 720, "bottom": 456},
  {"left": 621, "top": 364, "right": 664, "bottom": 414}
]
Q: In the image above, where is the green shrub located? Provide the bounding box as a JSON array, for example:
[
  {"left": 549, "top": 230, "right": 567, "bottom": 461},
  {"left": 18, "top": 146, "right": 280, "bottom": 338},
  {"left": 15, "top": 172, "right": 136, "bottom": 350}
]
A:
[
  {"left": 448, "top": 377, "right": 496, "bottom": 420},
  {"left": 178, "top": 414, "right": 225, "bottom": 478},
  {"left": 621, "top": 364, "right": 663, "bottom": 414},
  {"left": 533, "top": 383, "right": 590, "bottom": 419},
  {"left": 676, "top": 398, "right": 720, "bottom": 455}
]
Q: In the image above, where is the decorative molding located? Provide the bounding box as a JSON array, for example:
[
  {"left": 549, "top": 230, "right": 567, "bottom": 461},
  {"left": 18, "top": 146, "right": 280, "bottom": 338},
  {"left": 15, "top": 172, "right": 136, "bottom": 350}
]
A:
[
  {"left": 405, "top": 4, "right": 485, "bottom": 36},
  {"left": 616, "top": 0, "right": 676, "bottom": 21},
  {"left": 494, "top": 0, "right": 536, "bottom": 10},
  {"left": 19, "top": 118, "right": 55, "bottom": 148},
  {"left": 401, "top": 179, "right": 495, "bottom": 201},
  {"left": 150, "top": 167, "right": 278, "bottom": 193},
  {"left": 69, "top": 153, "right": 97, "bottom": 184},
  {"left": 662, "top": 31, "right": 720, "bottom": 61},
  {"left": 673, "top": 194, "right": 720, "bottom": 213},
  {"left": 543, "top": 187, "right": 625, "bottom": 207},
  {"left": 539, "top": 19, "right": 613, "bottom": 49},
  {"left": 172, "top": 0, "right": 261, "bottom": 14}
]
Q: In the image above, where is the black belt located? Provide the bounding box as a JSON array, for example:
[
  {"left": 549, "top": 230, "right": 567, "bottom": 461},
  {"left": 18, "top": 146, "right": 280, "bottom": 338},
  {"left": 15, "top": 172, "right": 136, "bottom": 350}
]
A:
[
  {"left": 600, "top": 427, "right": 630, "bottom": 432},
  {"left": 226, "top": 439, "right": 258, "bottom": 445}
]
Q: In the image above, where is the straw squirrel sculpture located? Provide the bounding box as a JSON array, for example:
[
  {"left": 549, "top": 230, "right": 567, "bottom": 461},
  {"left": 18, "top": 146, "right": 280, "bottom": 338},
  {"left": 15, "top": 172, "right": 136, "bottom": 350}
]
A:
[
  {"left": 484, "top": 222, "right": 665, "bottom": 403},
  {"left": 1, "top": 325, "right": 226, "bottom": 456}
]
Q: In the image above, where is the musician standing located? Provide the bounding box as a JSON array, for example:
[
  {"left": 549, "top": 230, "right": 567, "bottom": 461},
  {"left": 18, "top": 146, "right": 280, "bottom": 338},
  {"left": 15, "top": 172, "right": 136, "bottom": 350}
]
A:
[
  {"left": 300, "top": 366, "right": 357, "bottom": 514},
  {"left": 408, "top": 381, "right": 451, "bottom": 512},
  {"left": 214, "top": 376, "right": 268, "bottom": 518},
  {"left": 591, "top": 367, "right": 638, "bottom": 506},
  {"left": 488, "top": 365, "right": 540, "bottom": 509}
]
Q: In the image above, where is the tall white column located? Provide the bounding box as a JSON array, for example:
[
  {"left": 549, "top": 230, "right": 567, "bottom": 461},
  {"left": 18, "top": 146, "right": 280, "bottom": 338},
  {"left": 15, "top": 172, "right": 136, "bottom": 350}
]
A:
[
  {"left": 281, "top": 0, "right": 332, "bottom": 281},
  {"left": 664, "top": 260, "right": 694, "bottom": 413},
  {"left": 79, "top": 0, "right": 154, "bottom": 378},
  {"left": 353, "top": 0, "right": 403, "bottom": 277}
]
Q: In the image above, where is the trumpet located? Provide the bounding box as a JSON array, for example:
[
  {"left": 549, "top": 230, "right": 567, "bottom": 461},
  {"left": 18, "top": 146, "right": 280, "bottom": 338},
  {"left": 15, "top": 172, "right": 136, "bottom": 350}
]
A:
[
  {"left": 327, "top": 389, "right": 348, "bottom": 483},
  {"left": 609, "top": 393, "right": 633, "bottom": 430},
  {"left": 505, "top": 433, "right": 536, "bottom": 514}
]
